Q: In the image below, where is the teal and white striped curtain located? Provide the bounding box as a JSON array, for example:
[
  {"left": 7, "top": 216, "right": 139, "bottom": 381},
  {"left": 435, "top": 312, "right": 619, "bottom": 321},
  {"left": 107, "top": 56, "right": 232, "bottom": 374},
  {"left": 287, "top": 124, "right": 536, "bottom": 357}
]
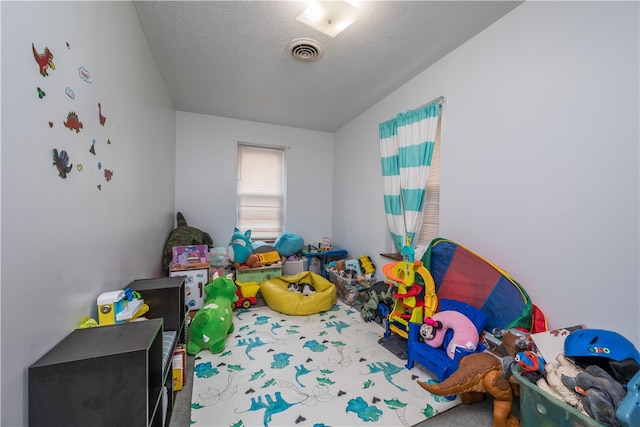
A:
[{"left": 379, "top": 102, "right": 440, "bottom": 251}]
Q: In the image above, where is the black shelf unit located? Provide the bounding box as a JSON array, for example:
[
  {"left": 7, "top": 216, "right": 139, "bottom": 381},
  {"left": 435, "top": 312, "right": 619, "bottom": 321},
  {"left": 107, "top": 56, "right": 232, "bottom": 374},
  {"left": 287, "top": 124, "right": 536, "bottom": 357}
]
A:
[
  {"left": 127, "top": 276, "right": 188, "bottom": 424},
  {"left": 29, "top": 319, "right": 164, "bottom": 427},
  {"left": 127, "top": 276, "right": 187, "bottom": 344}
]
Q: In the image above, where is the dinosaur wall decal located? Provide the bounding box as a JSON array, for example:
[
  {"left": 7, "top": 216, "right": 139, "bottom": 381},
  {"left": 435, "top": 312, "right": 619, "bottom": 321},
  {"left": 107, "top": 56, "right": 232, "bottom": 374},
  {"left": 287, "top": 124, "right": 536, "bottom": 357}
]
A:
[{"left": 32, "top": 43, "right": 55, "bottom": 76}]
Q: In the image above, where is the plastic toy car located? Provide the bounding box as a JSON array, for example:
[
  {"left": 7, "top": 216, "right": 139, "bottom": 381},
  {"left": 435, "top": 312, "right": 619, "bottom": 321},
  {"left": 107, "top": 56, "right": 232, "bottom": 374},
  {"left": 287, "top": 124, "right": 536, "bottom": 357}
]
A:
[{"left": 235, "top": 280, "right": 260, "bottom": 309}]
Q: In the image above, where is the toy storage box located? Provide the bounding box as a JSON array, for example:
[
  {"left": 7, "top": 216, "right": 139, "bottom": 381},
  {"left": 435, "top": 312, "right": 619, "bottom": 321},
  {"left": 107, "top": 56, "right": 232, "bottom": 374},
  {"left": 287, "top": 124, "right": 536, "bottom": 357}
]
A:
[
  {"left": 512, "top": 365, "right": 602, "bottom": 427},
  {"left": 235, "top": 264, "right": 282, "bottom": 284},
  {"left": 283, "top": 259, "right": 306, "bottom": 276},
  {"left": 326, "top": 269, "right": 375, "bottom": 306}
]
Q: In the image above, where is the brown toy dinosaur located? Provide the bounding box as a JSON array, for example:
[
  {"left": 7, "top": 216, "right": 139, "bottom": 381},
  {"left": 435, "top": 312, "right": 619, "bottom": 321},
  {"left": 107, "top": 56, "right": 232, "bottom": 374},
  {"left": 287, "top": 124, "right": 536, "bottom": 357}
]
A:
[{"left": 417, "top": 331, "right": 526, "bottom": 427}]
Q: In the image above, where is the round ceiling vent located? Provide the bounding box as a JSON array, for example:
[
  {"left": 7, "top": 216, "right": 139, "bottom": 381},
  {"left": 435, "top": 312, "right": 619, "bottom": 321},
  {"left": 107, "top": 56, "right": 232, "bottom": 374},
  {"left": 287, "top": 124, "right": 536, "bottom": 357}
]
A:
[{"left": 287, "top": 38, "right": 324, "bottom": 63}]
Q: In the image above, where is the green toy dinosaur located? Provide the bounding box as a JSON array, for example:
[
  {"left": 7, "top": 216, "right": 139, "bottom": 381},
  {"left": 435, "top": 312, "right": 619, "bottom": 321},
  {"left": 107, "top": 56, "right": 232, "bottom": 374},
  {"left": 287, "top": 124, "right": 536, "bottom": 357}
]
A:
[{"left": 187, "top": 274, "right": 239, "bottom": 355}]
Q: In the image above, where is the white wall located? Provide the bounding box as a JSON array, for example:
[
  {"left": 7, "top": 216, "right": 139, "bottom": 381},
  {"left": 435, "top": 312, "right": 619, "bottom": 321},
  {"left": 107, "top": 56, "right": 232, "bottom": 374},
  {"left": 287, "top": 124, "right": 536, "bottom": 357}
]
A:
[
  {"left": 1, "top": 2, "right": 176, "bottom": 425},
  {"left": 334, "top": 1, "right": 640, "bottom": 346},
  {"left": 175, "top": 112, "right": 334, "bottom": 250}
]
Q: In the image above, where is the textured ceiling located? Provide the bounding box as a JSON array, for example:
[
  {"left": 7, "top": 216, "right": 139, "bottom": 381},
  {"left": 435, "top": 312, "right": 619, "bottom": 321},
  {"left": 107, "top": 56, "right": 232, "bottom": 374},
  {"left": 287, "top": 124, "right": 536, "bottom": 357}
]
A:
[{"left": 134, "top": 1, "right": 523, "bottom": 132}]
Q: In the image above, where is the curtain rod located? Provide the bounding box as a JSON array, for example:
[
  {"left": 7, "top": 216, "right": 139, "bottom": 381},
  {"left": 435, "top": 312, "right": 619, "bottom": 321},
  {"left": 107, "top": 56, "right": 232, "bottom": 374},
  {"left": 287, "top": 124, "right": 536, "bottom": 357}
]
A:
[
  {"left": 236, "top": 140, "right": 287, "bottom": 151},
  {"left": 416, "top": 95, "right": 445, "bottom": 110}
]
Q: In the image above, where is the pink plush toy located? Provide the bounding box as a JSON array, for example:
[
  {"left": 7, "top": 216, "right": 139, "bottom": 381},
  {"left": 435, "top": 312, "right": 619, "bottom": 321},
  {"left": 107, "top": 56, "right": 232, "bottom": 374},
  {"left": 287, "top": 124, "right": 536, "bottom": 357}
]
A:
[{"left": 419, "top": 310, "right": 480, "bottom": 359}]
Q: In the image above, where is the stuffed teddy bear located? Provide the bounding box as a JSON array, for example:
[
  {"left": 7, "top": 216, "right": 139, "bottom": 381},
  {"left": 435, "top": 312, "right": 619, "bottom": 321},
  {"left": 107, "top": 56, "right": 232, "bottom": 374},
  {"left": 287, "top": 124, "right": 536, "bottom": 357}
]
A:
[
  {"left": 419, "top": 310, "right": 480, "bottom": 359},
  {"left": 187, "top": 274, "right": 239, "bottom": 355}
]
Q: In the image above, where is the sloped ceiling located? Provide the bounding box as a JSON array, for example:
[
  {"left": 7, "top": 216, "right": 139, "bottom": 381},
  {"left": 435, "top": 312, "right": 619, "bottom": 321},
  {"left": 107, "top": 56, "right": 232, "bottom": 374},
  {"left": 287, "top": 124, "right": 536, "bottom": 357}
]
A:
[{"left": 134, "top": 1, "right": 523, "bottom": 132}]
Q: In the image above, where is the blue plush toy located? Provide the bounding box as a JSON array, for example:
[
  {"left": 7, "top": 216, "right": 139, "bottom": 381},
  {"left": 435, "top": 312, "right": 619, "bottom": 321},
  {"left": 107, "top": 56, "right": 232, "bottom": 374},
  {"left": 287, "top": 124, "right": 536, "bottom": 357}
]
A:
[
  {"left": 273, "top": 232, "right": 304, "bottom": 257},
  {"left": 228, "top": 227, "right": 253, "bottom": 265}
]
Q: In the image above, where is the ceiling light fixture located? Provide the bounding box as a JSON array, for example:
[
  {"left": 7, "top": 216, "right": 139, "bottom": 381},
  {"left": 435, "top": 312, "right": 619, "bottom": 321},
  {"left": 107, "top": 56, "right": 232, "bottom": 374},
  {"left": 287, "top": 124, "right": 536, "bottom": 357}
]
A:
[{"left": 297, "top": 1, "right": 361, "bottom": 38}]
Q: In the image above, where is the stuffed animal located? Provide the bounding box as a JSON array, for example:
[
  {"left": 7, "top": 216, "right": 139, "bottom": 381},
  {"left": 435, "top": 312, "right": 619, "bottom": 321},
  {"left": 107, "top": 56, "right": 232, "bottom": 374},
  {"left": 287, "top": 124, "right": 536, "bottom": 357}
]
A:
[
  {"left": 536, "top": 353, "right": 586, "bottom": 413},
  {"left": 419, "top": 310, "right": 480, "bottom": 359},
  {"left": 209, "top": 247, "right": 230, "bottom": 268},
  {"left": 162, "top": 212, "right": 213, "bottom": 272},
  {"left": 273, "top": 232, "right": 304, "bottom": 257},
  {"left": 561, "top": 364, "right": 627, "bottom": 426},
  {"left": 515, "top": 351, "right": 546, "bottom": 374},
  {"left": 228, "top": 228, "right": 256, "bottom": 266},
  {"left": 187, "top": 274, "right": 239, "bottom": 355}
]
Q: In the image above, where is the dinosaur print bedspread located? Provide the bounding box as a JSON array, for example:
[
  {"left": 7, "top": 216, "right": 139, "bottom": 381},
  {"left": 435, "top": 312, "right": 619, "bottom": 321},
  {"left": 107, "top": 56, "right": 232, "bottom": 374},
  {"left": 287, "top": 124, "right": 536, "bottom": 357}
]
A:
[{"left": 190, "top": 302, "right": 460, "bottom": 427}]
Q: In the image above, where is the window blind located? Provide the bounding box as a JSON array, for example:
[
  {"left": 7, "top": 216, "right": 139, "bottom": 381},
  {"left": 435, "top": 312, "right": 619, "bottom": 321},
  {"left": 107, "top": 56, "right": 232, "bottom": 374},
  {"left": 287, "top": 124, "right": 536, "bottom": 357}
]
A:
[
  {"left": 237, "top": 143, "right": 285, "bottom": 241},
  {"left": 417, "top": 112, "right": 441, "bottom": 246}
]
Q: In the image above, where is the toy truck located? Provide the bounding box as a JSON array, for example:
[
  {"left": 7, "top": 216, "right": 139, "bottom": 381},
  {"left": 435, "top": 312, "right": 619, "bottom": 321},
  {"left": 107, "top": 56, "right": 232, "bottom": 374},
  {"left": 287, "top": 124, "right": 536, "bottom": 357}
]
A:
[{"left": 235, "top": 280, "right": 260, "bottom": 309}]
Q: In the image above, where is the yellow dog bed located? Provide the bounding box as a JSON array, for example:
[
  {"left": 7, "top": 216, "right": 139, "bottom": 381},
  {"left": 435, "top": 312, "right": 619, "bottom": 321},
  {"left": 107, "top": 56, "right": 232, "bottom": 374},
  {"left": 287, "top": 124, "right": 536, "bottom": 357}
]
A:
[{"left": 260, "top": 271, "right": 336, "bottom": 315}]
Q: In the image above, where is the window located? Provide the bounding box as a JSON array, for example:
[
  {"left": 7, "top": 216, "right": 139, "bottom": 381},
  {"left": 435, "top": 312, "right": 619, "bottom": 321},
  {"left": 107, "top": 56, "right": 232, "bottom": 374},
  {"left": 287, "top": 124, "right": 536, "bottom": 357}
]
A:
[
  {"left": 236, "top": 143, "right": 286, "bottom": 241},
  {"left": 417, "top": 113, "right": 441, "bottom": 246}
]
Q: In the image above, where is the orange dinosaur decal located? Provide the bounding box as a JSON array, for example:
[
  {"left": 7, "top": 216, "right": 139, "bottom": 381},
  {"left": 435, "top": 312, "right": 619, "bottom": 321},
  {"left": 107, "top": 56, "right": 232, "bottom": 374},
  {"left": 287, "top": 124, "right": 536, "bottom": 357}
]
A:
[
  {"left": 32, "top": 43, "right": 55, "bottom": 77},
  {"left": 64, "top": 112, "right": 83, "bottom": 134},
  {"left": 98, "top": 103, "right": 106, "bottom": 126}
]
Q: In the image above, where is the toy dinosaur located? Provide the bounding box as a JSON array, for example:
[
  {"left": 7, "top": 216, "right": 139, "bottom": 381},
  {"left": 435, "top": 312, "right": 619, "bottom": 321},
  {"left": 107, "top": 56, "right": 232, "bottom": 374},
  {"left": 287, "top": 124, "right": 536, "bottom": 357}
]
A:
[
  {"left": 32, "top": 43, "right": 55, "bottom": 76},
  {"left": 187, "top": 274, "right": 238, "bottom": 355},
  {"left": 417, "top": 331, "right": 526, "bottom": 427}
]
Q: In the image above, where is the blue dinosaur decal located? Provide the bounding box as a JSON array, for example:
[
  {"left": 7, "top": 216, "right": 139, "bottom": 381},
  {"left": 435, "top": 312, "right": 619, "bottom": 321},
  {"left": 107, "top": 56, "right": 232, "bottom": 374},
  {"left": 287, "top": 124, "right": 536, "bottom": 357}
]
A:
[
  {"left": 423, "top": 403, "right": 437, "bottom": 418},
  {"left": 303, "top": 339, "right": 327, "bottom": 352},
  {"left": 194, "top": 361, "right": 219, "bottom": 378},
  {"left": 346, "top": 396, "right": 383, "bottom": 422},
  {"left": 294, "top": 364, "right": 314, "bottom": 387},
  {"left": 271, "top": 352, "right": 293, "bottom": 369},
  {"left": 255, "top": 315, "right": 270, "bottom": 325},
  {"left": 235, "top": 308, "right": 251, "bottom": 320},
  {"left": 366, "top": 361, "right": 407, "bottom": 392},
  {"left": 317, "top": 376, "right": 335, "bottom": 386},
  {"left": 385, "top": 397, "right": 408, "bottom": 425},
  {"left": 324, "top": 320, "right": 350, "bottom": 334},
  {"left": 246, "top": 391, "right": 298, "bottom": 427},
  {"left": 262, "top": 378, "right": 276, "bottom": 388},
  {"left": 250, "top": 369, "right": 265, "bottom": 381},
  {"left": 237, "top": 336, "right": 266, "bottom": 360}
]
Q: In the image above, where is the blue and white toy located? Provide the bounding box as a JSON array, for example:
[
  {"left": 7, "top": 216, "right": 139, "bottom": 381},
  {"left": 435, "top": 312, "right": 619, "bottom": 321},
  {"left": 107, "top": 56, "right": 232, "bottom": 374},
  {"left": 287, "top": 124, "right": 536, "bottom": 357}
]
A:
[{"left": 227, "top": 227, "right": 253, "bottom": 265}]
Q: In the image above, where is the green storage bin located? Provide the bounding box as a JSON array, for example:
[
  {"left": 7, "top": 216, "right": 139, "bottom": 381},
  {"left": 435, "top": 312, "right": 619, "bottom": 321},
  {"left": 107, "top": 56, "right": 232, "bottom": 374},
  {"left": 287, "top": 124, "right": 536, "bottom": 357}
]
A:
[
  {"left": 235, "top": 265, "right": 282, "bottom": 285},
  {"left": 512, "top": 365, "right": 602, "bottom": 427}
]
